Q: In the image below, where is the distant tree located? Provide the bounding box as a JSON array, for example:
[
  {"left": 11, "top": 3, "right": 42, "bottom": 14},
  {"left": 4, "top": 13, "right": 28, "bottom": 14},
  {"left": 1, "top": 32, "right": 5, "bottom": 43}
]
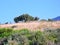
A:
[
  {"left": 40, "top": 19, "right": 47, "bottom": 21},
  {"left": 14, "top": 17, "right": 19, "bottom": 23},
  {"left": 14, "top": 14, "right": 39, "bottom": 23},
  {"left": 5, "top": 22, "right": 8, "bottom": 24},
  {"left": 48, "top": 19, "right": 53, "bottom": 21},
  {"left": 34, "top": 17, "right": 39, "bottom": 21}
]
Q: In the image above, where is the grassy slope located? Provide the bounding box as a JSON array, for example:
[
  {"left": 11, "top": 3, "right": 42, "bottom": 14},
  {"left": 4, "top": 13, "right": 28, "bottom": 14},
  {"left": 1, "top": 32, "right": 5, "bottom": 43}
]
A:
[{"left": 0, "top": 21, "right": 60, "bottom": 31}]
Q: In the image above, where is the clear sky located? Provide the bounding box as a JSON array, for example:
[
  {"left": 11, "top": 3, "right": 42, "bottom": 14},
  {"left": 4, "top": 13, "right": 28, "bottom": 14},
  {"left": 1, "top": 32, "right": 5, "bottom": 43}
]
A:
[{"left": 0, "top": 0, "right": 60, "bottom": 23}]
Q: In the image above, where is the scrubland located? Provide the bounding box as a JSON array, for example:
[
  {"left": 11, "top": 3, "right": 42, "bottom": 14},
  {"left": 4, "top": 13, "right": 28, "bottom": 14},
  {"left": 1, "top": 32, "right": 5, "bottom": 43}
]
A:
[{"left": 0, "top": 21, "right": 60, "bottom": 45}]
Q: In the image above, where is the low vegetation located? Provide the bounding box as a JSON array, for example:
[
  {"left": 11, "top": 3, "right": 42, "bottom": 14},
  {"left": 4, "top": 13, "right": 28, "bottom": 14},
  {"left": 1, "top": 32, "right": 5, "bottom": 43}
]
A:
[{"left": 0, "top": 28, "right": 60, "bottom": 45}]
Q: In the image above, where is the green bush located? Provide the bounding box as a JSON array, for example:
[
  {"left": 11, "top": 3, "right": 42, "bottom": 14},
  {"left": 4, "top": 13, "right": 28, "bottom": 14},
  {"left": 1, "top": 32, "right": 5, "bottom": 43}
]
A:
[
  {"left": 0, "top": 28, "right": 60, "bottom": 45},
  {"left": 0, "top": 28, "right": 13, "bottom": 38}
]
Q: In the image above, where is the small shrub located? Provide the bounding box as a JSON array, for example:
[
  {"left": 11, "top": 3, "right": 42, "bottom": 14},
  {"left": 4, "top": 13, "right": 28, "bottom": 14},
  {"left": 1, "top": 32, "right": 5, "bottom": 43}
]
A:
[{"left": 11, "top": 25, "right": 17, "bottom": 28}]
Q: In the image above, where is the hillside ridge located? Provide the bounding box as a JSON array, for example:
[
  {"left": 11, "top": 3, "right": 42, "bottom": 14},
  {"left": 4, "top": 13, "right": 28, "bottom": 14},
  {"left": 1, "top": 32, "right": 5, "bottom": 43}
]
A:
[{"left": 0, "top": 21, "right": 60, "bottom": 31}]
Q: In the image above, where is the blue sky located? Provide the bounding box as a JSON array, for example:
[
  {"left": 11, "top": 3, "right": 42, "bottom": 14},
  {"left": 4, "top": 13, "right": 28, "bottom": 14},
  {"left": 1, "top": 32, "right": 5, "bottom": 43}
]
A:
[{"left": 0, "top": 0, "right": 60, "bottom": 23}]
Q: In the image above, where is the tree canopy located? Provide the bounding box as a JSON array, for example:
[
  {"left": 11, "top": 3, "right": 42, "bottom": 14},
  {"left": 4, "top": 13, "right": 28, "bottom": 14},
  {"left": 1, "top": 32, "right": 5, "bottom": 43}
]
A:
[{"left": 14, "top": 14, "right": 39, "bottom": 23}]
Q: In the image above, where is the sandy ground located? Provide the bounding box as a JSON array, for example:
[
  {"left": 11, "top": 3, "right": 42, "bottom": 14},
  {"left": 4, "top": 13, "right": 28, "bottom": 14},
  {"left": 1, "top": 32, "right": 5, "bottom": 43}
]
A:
[{"left": 0, "top": 21, "right": 60, "bottom": 31}]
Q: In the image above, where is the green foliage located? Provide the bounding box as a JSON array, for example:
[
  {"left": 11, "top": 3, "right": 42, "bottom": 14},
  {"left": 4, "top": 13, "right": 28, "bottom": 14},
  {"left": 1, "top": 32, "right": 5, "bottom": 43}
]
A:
[
  {"left": 0, "top": 28, "right": 13, "bottom": 38},
  {"left": 48, "top": 19, "right": 53, "bottom": 21},
  {"left": 14, "top": 14, "right": 39, "bottom": 23},
  {"left": 44, "top": 29, "right": 60, "bottom": 45},
  {"left": 34, "top": 17, "right": 39, "bottom": 21},
  {"left": 0, "top": 28, "right": 60, "bottom": 45}
]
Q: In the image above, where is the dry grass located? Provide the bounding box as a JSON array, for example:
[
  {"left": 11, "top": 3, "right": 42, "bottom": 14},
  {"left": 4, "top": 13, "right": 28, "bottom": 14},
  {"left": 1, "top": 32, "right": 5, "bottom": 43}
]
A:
[{"left": 0, "top": 21, "right": 60, "bottom": 31}]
